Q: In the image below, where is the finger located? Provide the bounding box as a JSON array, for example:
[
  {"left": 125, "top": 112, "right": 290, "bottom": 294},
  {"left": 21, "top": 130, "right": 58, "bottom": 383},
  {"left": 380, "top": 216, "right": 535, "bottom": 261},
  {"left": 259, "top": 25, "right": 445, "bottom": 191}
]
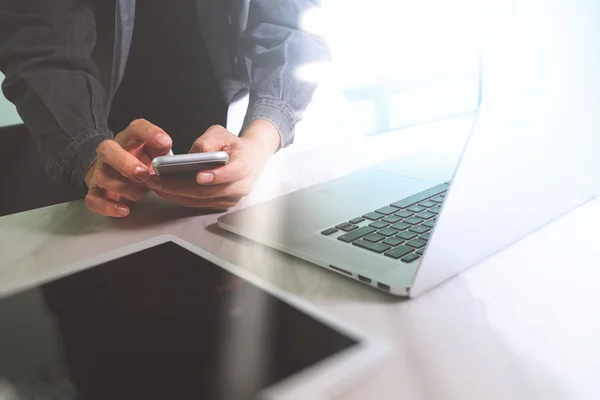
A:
[
  {"left": 125, "top": 141, "right": 146, "bottom": 156},
  {"left": 198, "top": 157, "right": 248, "bottom": 185},
  {"left": 139, "top": 152, "right": 153, "bottom": 170},
  {"left": 97, "top": 140, "right": 151, "bottom": 183},
  {"left": 146, "top": 176, "right": 215, "bottom": 198},
  {"left": 85, "top": 187, "right": 131, "bottom": 217},
  {"left": 118, "top": 119, "right": 173, "bottom": 157},
  {"left": 104, "top": 192, "right": 135, "bottom": 208},
  {"left": 104, "top": 190, "right": 122, "bottom": 202},
  {"left": 146, "top": 176, "right": 250, "bottom": 199},
  {"left": 96, "top": 166, "right": 148, "bottom": 201},
  {"left": 154, "top": 192, "right": 237, "bottom": 210},
  {"left": 189, "top": 125, "right": 234, "bottom": 153},
  {"left": 136, "top": 150, "right": 156, "bottom": 175}
]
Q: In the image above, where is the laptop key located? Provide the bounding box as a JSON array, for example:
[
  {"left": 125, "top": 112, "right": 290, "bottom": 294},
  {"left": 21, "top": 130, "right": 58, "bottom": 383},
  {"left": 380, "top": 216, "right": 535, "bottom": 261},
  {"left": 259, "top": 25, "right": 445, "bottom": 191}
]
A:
[
  {"left": 383, "top": 237, "right": 404, "bottom": 246},
  {"left": 350, "top": 217, "right": 365, "bottom": 224},
  {"left": 416, "top": 211, "right": 435, "bottom": 220},
  {"left": 353, "top": 239, "right": 392, "bottom": 254},
  {"left": 369, "top": 221, "right": 389, "bottom": 229},
  {"left": 341, "top": 224, "right": 358, "bottom": 232},
  {"left": 364, "top": 233, "right": 385, "bottom": 242},
  {"left": 422, "top": 220, "right": 436, "bottom": 228},
  {"left": 416, "top": 249, "right": 425, "bottom": 255},
  {"left": 321, "top": 228, "right": 338, "bottom": 236},
  {"left": 378, "top": 228, "right": 399, "bottom": 237},
  {"left": 337, "top": 226, "right": 377, "bottom": 243},
  {"left": 430, "top": 195, "right": 445, "bottom": 203},
  {"left": 404, "top": 216, "right": 424, "bottom": 225},
  {"left": 363, "top": 212, "right": 384, "bottom": 221},
  {"left": 401, "top": 253, "right": 421, "bottom": 263},
  {"left": 390, "top": 222, "right": 411, "bottom": 231},
  {"left": 407, "top": 205, "right": 426, "bottom": 213},
  {"left": 406, "top": 239, "right": 427, "bottom": 249},
  {"left": 382, "top": 215, "right": 402, "bottom": 224},
  {"left": 375, "top": 206, "right": 399, "bottom": 215},
  {"left": 418, "top": 200, "right": 437, "bottom": 208},
  {"left": 419, "top": 232, "right": 431, "bottom": 241},
  {"left": 394, "top": 210, "right": 414, "bottom": 218},
  {"left": 429, "top": 206, "right": 442, "bottom": 214},
  {"left": 384, "top": 245, "right": 414, "bottom": 259},
  {"left": 397, "top": 231, "right": 418, "bottom": 240},
  {"left": 409, "top": 225, "right": 430, "bottom": 234},
  {"left": 390, "top": 184, "right": 449, "bottom": 209}
]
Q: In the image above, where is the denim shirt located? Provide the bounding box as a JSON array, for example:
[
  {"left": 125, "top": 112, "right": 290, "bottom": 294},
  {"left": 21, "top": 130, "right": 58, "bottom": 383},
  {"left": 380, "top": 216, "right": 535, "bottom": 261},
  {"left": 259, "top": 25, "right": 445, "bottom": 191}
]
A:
[{"left": 0, "top": 0, "right": 329, "bottom": 189}]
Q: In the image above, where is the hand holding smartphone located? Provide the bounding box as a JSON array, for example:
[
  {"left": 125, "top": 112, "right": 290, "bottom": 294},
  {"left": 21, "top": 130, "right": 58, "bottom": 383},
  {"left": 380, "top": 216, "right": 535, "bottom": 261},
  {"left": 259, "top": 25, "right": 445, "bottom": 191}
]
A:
[{"left": 152, "top": 151, "right": 229, "bottom": 178}]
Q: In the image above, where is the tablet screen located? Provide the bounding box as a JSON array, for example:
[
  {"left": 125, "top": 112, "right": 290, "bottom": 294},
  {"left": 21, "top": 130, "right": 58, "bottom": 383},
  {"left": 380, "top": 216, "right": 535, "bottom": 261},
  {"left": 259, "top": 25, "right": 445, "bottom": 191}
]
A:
[{"left": 0, "top": 241, "right": 358, "bottom": 399}]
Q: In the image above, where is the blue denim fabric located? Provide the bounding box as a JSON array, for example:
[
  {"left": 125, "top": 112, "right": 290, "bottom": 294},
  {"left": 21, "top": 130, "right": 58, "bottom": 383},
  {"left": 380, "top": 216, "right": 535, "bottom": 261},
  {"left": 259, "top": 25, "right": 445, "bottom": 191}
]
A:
[{"left": 0, "top": 0, "right": 329, "bottom": 189}]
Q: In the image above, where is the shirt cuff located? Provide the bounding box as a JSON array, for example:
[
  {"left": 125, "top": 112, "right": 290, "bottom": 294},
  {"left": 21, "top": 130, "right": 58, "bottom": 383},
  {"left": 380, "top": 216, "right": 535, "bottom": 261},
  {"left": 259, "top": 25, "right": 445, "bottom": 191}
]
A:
[
  {"left": 241, "top": 97, "right": 296, "bottom": 150},
  {"left": 70, "top": 131, "right": 112, "bottom": 191}
]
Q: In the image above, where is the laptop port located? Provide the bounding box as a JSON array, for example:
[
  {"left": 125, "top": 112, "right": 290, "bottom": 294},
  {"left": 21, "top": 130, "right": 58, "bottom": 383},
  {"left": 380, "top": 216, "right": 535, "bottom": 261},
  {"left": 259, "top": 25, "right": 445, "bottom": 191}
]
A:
[
  {"left": 329, "top": 265, "right": 352, "bottom": 276},
  {"left": 358, "top": 275, "right": 372, "bottom": 284},
  {"left": 377, "top": 282, "right": 391, "bottom": 291}
]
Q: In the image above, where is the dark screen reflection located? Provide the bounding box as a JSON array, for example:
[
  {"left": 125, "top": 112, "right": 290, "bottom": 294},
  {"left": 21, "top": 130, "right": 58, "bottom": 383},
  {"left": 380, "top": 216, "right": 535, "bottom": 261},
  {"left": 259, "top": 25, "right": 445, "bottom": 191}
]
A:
[{"left": 0, "top": 242, "right": 357, "bottom": 400}]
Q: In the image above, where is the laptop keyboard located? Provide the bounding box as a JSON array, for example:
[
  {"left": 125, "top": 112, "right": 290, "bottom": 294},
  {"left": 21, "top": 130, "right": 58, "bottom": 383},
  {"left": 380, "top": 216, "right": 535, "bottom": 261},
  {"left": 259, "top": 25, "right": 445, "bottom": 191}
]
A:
[{"left": 320, "top": 182, "right": 449, "bottom": 263}]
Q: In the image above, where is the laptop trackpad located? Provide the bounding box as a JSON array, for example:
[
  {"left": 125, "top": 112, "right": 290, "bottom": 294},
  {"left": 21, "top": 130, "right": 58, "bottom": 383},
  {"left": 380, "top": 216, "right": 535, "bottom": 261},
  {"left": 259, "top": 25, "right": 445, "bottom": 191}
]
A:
[{"left": 316, "top": 171, "right": 426, "bottom": 207}]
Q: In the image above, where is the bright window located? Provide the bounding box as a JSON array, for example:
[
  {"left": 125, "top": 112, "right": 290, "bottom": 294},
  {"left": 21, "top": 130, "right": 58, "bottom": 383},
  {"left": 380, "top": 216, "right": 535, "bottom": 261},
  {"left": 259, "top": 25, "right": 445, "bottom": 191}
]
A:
[{"left": 295, "top": 0, "right": 482, "bottom": 140}]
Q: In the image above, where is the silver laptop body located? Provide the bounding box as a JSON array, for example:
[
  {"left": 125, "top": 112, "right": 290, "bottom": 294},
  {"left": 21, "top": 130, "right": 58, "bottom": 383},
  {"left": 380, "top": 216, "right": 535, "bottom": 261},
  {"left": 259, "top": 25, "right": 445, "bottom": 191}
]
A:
[{"left": 218, "top": 0, "right": 600, "bottom": 297}]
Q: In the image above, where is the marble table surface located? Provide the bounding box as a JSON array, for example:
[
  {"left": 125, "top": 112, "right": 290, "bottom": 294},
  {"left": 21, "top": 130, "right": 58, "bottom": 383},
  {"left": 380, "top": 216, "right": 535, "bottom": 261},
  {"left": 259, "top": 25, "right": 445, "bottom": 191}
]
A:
[{"left": 2, "top": 114, "right": 600, "bottom": 400}]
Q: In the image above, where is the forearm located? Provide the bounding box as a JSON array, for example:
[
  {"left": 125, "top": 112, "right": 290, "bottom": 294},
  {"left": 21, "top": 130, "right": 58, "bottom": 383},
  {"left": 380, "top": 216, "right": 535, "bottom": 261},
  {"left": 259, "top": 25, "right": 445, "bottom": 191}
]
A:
[
  {"left": 6, "top": 73, "right": 113, "bottom": 188},
  {"left": 0, "top": 0, "right": 112, "bottom": 189},
  {"left": 241, "top": 0, "right": 331, "bottom": 149}
]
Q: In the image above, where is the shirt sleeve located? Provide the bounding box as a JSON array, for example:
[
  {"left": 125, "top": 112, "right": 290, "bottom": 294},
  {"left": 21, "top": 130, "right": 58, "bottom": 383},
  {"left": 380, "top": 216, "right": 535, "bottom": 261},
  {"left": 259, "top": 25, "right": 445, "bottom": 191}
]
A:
[
  {"left": 240, "top": 0, "right": 330, "bottom": 150},
  {"left": 0, "top": 0, "right": 114, "bottom": 190}
]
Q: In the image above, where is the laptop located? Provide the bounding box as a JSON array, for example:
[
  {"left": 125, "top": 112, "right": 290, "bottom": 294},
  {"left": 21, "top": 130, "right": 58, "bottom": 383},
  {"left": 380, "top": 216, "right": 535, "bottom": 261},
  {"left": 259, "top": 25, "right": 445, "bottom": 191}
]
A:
[{"left": 218, "top": 0, "right": 600, "bottom": 297}]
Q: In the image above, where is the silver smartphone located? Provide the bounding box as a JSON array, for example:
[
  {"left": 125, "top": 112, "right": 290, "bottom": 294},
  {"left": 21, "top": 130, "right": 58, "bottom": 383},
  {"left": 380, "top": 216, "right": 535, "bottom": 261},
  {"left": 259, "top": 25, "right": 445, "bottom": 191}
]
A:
[{"left": 152, "top": 151, "right": 229, "bottom": 177}]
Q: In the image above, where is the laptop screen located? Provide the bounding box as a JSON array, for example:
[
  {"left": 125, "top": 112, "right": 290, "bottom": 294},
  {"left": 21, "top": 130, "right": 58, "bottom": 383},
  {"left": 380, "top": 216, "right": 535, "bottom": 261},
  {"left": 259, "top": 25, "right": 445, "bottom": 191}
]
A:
[{"left": 0, "top": 241, "right": 357, "bottom": 399}]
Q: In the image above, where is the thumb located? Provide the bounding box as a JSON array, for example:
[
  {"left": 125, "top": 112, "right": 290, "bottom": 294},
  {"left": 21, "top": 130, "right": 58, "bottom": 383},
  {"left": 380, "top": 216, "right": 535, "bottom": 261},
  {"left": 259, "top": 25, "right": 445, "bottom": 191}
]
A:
[{"left": 189, "top": 125, "right": 233, "bottom": 153}]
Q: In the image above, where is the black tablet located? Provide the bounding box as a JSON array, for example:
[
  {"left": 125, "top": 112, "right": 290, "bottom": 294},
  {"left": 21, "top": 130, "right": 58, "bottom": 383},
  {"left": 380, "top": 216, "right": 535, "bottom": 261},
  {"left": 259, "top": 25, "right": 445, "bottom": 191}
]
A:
[{"left": 0, "top": 235, "right": 387, "bottom": 400}]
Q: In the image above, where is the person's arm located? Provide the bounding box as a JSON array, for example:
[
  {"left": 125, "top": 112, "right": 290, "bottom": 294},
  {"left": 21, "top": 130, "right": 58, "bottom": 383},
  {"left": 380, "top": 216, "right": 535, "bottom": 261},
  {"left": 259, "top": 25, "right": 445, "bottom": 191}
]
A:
[
  {"left": 144, "top": 1, "right": 331, "bottom": 210},
  {"left": 240, "top": 0, "right": 330, "bottom": 150},
  {"left": 0, "top": 0, "right": 113, "bottom": 190}
]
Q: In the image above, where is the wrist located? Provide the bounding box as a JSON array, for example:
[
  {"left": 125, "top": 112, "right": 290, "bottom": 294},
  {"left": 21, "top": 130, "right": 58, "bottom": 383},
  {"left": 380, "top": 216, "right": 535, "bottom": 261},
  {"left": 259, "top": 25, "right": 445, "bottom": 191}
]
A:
[{"left": 241, "top": 119, "right": 281, "bottom": 156}]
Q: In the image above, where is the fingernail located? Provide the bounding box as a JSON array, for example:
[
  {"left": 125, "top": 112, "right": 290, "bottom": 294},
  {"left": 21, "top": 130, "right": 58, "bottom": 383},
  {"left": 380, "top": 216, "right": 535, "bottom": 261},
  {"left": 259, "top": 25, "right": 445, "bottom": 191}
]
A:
[
  {"left": 134, "top": 166, "right": 150, "bottom": 182},
  {"left": 117, "top": 206, "right": 130, "bottom": 216},
  {"left": 146, "top": 179, "right": 163, "bottom": 191},
  {"left": 197, "top": 172, "right": 214, "bottom": 184},
  {"left": 155, "top": 133, "right": 171, "bottom": 148}
]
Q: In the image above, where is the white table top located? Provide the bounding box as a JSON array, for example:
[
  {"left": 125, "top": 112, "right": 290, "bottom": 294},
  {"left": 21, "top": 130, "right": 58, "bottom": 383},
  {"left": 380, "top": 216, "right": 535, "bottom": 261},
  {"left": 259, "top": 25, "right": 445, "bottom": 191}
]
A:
[{"left": 1, "top": 114, "right": 599, "bottom": 400}]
